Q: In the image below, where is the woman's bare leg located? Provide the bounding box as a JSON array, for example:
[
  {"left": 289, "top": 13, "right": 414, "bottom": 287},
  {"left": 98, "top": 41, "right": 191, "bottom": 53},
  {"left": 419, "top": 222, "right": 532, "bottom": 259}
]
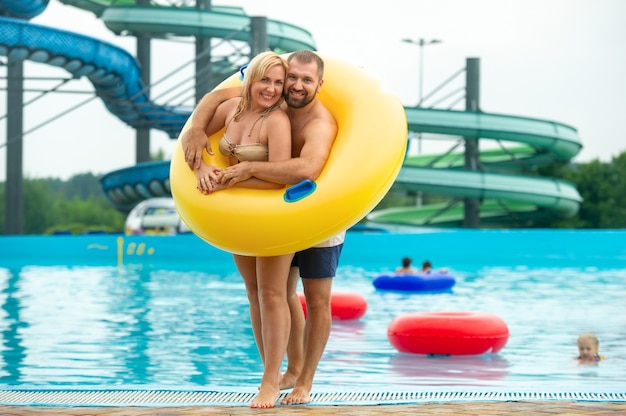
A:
[
  {"left": 250, "top": 254, "right": 293, "bottom": 408},
  {"left": 233, "top": 255, "right": 264, "bottom": 362}
]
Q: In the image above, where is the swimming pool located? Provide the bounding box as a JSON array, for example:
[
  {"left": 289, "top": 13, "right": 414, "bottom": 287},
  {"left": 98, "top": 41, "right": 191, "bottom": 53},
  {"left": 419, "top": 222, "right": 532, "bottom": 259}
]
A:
[{"left": 0, "top": 230, "right": 624, "bottom": 404}]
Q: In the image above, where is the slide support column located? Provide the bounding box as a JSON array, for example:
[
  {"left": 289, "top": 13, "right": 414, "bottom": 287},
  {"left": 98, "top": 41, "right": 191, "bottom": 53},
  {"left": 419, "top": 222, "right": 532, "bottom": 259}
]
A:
[
  {"left": 5, "top": 59, "right": 24, "bottom": 234},
  {"left": 249, "top": 16, "right": 268, "bottom": 58},
  {"left": 195, "top": 0, "right": 212, "bottom": 102},
  {"left": 135, "top": 0, "right": 151, "bottom": 163},
  {"left": 464, "top": 57, "right": 480, "bottom": 228}
]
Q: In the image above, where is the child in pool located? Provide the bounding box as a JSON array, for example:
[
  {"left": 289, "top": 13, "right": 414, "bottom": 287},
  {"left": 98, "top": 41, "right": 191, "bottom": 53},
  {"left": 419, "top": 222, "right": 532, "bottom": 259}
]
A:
[
  {"left": 575, "top": 333, "right": 605, "bottom": 364},
  {"left": 421, "top": 260, "right": 448, "bottom": 274}
]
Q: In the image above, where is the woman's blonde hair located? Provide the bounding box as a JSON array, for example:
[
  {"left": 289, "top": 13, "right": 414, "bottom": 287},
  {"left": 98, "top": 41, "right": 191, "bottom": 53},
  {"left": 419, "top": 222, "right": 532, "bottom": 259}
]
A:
[{"left": 233, "top": 51, "right": 288, "bottom": 121}]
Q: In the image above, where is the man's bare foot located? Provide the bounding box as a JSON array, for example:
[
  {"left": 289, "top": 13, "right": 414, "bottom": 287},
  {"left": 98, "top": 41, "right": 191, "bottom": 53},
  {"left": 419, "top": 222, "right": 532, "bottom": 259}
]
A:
[
  {"left": 250, "top": 385, "right": 279, "bottom": 409},
  {"left": 279, "top": 370, "right": 298, "bottom": 390},
  {"left": 281, "top": 386, "right": 311, "bottom": 405}
]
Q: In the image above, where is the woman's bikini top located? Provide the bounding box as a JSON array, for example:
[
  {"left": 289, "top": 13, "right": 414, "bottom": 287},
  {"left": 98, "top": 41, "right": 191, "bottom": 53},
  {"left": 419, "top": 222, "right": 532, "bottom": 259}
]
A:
[
  {"left": 219, "top": 113, "right": 269, "bottom": 162},
  {"left": 219, "top": 135, "right": 268, "bottom": 162}
]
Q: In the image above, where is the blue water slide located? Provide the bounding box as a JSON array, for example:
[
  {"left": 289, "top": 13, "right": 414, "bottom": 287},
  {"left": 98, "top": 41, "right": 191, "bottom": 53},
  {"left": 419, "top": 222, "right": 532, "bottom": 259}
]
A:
[
  {"left": 0, "top": 3, "right": 315, "bottom": 138},
  {"left": 0, "top": 0, "right": 48, "bottom": 19},
  {"left": 0, "top": 16, "right": 189, "bottom": 137}
]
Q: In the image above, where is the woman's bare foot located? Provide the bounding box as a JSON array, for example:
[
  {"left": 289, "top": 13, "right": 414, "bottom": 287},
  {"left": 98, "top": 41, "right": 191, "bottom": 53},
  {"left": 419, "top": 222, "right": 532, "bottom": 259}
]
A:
[
  {"left": 281, "top": 386, "right": 311, "bottom": 405},
  {"left": 279, "top": 370, "right": 298, "bottom": 390},
  {"left": 258, "top": 372, "right": 296, "bottom": 392},
  {"left": 250, "top": 384, "right": 280, "bottom": 409}
]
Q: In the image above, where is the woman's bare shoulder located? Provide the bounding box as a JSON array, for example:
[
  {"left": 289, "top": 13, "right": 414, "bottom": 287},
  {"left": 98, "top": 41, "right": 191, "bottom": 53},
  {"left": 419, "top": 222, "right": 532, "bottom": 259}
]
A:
[{"left": 267, "top": 107, "right": 291, "bottom": 125}]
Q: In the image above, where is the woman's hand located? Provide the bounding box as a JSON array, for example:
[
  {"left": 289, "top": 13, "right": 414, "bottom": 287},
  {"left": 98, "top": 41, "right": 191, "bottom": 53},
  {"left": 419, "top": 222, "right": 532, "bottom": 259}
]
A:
[{"left": 196, "top": 163, "right": 222, "bottom": 194}]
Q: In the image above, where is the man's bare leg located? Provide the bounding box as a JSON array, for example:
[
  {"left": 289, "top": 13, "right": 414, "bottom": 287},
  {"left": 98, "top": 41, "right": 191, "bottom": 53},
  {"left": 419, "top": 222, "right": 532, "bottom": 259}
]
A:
[
  {"left": 282, "top": 277, "right": 332, "bottom": 405},
  {"left": 280, "top": 267, "right": 304, "bottom": 390}
]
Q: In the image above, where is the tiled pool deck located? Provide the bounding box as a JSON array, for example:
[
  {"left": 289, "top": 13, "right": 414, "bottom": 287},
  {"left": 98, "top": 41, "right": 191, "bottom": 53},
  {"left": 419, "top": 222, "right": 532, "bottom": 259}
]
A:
[
  {"left": 1, "top": 401, "right": 626, "bottom": 415},
  {"left": 1, "top": 389, "right": 625, "bottom": 415}
]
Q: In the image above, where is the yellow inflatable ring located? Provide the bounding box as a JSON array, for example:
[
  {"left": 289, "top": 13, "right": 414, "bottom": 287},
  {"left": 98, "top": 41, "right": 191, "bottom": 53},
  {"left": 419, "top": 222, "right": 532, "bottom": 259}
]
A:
[{"left": 170, "top": 54, "right": 407, "bottom": 256}]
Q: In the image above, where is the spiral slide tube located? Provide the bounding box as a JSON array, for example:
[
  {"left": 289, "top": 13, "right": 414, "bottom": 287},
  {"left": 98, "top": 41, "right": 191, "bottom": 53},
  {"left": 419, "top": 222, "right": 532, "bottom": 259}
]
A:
[{"left": 366, "top": 108, "right": 583, "bottom": 226}]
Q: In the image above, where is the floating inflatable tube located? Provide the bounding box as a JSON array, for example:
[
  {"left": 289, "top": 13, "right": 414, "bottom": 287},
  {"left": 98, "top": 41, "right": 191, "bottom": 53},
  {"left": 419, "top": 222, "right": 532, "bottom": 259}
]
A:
[
  {"left": 298, "top": 291, "right": 367, "bottom": 321},
  {"left": 170, "top": 54, "right": 407, "bottom": 256},
  {"left": 373, "top": 272, "right": 455, "bottom": 292},
  {"left": 388, "top": 311, "right": 509, "bottom": 355}
]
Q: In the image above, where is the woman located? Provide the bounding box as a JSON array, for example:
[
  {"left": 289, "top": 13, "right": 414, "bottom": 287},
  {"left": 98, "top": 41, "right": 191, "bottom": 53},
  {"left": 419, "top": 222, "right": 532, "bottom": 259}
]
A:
[{"left": 194, "top": 51, "right": 292, "bottom": 409}]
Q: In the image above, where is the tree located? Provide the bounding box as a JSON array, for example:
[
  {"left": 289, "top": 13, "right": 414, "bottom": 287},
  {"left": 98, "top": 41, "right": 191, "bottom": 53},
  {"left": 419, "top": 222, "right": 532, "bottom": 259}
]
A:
[
  {"left": 1, "top": 173, "right": 124, "bottom": 235},
  {"left": 3, "top": 151, "right": 626, "bottom": 234},
  {"left": 536, "top": 151, "right": 626, "bottom": 228}
]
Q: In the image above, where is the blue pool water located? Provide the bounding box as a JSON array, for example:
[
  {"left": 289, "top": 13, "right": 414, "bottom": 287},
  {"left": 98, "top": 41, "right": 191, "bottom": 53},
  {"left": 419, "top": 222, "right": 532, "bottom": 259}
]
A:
[{"left": 0, "top": 230, "right": 624, "bottom": 393}]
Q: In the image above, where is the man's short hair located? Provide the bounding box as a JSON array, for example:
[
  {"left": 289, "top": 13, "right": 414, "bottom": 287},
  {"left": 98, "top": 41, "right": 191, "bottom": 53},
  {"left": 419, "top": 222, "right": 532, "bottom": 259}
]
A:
[{"left": 288, "top": 50, "right": 324, "bottom": 80}]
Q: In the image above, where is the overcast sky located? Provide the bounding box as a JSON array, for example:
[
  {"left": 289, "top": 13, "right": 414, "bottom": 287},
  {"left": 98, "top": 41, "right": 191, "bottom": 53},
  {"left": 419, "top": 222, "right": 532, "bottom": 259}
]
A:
[{"left": 1, "top": 0, "right": 625, "bottom": 181}]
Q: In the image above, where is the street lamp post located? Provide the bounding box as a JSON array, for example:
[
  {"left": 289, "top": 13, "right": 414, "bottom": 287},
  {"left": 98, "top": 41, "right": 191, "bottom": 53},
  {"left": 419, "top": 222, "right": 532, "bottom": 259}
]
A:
[
  {"left": 402, "top": 38, "right": 442, "bottom": 108},
  {"left": 402, "top": 38, "right": 441, "bottom": 208},
  {"left": 401, "top": 37, "right": 441, "bottom": 154}
]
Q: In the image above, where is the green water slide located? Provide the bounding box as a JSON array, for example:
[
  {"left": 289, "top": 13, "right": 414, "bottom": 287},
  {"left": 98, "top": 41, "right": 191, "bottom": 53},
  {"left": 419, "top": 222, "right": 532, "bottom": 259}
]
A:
[
  {"left": 57, "top": 1, "right": 316, "bottom": 51},
  {"left": 367, "top": 108, "right": 583, "bottom": 227}
]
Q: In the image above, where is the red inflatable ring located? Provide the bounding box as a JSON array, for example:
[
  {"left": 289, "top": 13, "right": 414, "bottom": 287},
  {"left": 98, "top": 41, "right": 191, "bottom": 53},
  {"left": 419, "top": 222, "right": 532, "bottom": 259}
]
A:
[
  {"left": 298, "top": 292, "right": 367, "bottom": 321},
  {"left": 388, "top": 311, "right": 509, "bottom": 355}
]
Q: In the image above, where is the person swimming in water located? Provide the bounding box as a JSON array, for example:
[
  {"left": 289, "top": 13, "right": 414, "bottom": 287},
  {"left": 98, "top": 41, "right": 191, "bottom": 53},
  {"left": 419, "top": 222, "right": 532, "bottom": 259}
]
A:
[
  {"left": 421, "top": 260, "right": 448, "bottom": 274},
  {"left": 575, "top": 332, "right": 605, "bottom": 364},
  {"left": 395, "top": 257, "right": 417, "bottom": 274}
]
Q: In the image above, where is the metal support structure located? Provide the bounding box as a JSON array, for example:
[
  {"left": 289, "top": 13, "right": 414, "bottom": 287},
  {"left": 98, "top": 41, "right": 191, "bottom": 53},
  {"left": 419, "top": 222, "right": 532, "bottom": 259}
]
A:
[
  {"left": 4, "top": 59, "right": 24, "bottom": 234},
  {"left": 195, "top": 0, "right": 212, "bottom": 102},
  {"left": 249, "top": 17, "right": 268, "bottom": 58},
  {"left": 135, "top": 0, "right": 151, "bottom": 164},
  {"left": 463, "top": 57, "right": 481, "bottom": 228}
]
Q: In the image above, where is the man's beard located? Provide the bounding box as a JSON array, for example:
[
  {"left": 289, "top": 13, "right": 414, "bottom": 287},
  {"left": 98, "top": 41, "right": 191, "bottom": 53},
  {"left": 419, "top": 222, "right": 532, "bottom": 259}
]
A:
[{"left": 284, "top": 90, "right": 314, "bottom": 109}]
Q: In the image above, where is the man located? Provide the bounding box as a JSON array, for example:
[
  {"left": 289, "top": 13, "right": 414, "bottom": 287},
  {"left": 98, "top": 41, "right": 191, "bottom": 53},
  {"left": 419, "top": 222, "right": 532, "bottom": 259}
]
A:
[
  {"left": 181, "top": 50, "right": 342, "bottom": 405},
  {"left": 395, "top": 256, "right": 417, "bottom": 274}
]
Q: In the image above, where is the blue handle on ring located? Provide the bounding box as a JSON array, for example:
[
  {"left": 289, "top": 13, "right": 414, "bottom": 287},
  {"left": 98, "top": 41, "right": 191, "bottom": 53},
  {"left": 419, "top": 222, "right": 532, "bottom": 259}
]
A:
[
  {"left": 239, "top": 64, "right": 248, "bottom": 81},
  {"left": 284, "top": 179, "right": 317, "bottom": 203}
]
